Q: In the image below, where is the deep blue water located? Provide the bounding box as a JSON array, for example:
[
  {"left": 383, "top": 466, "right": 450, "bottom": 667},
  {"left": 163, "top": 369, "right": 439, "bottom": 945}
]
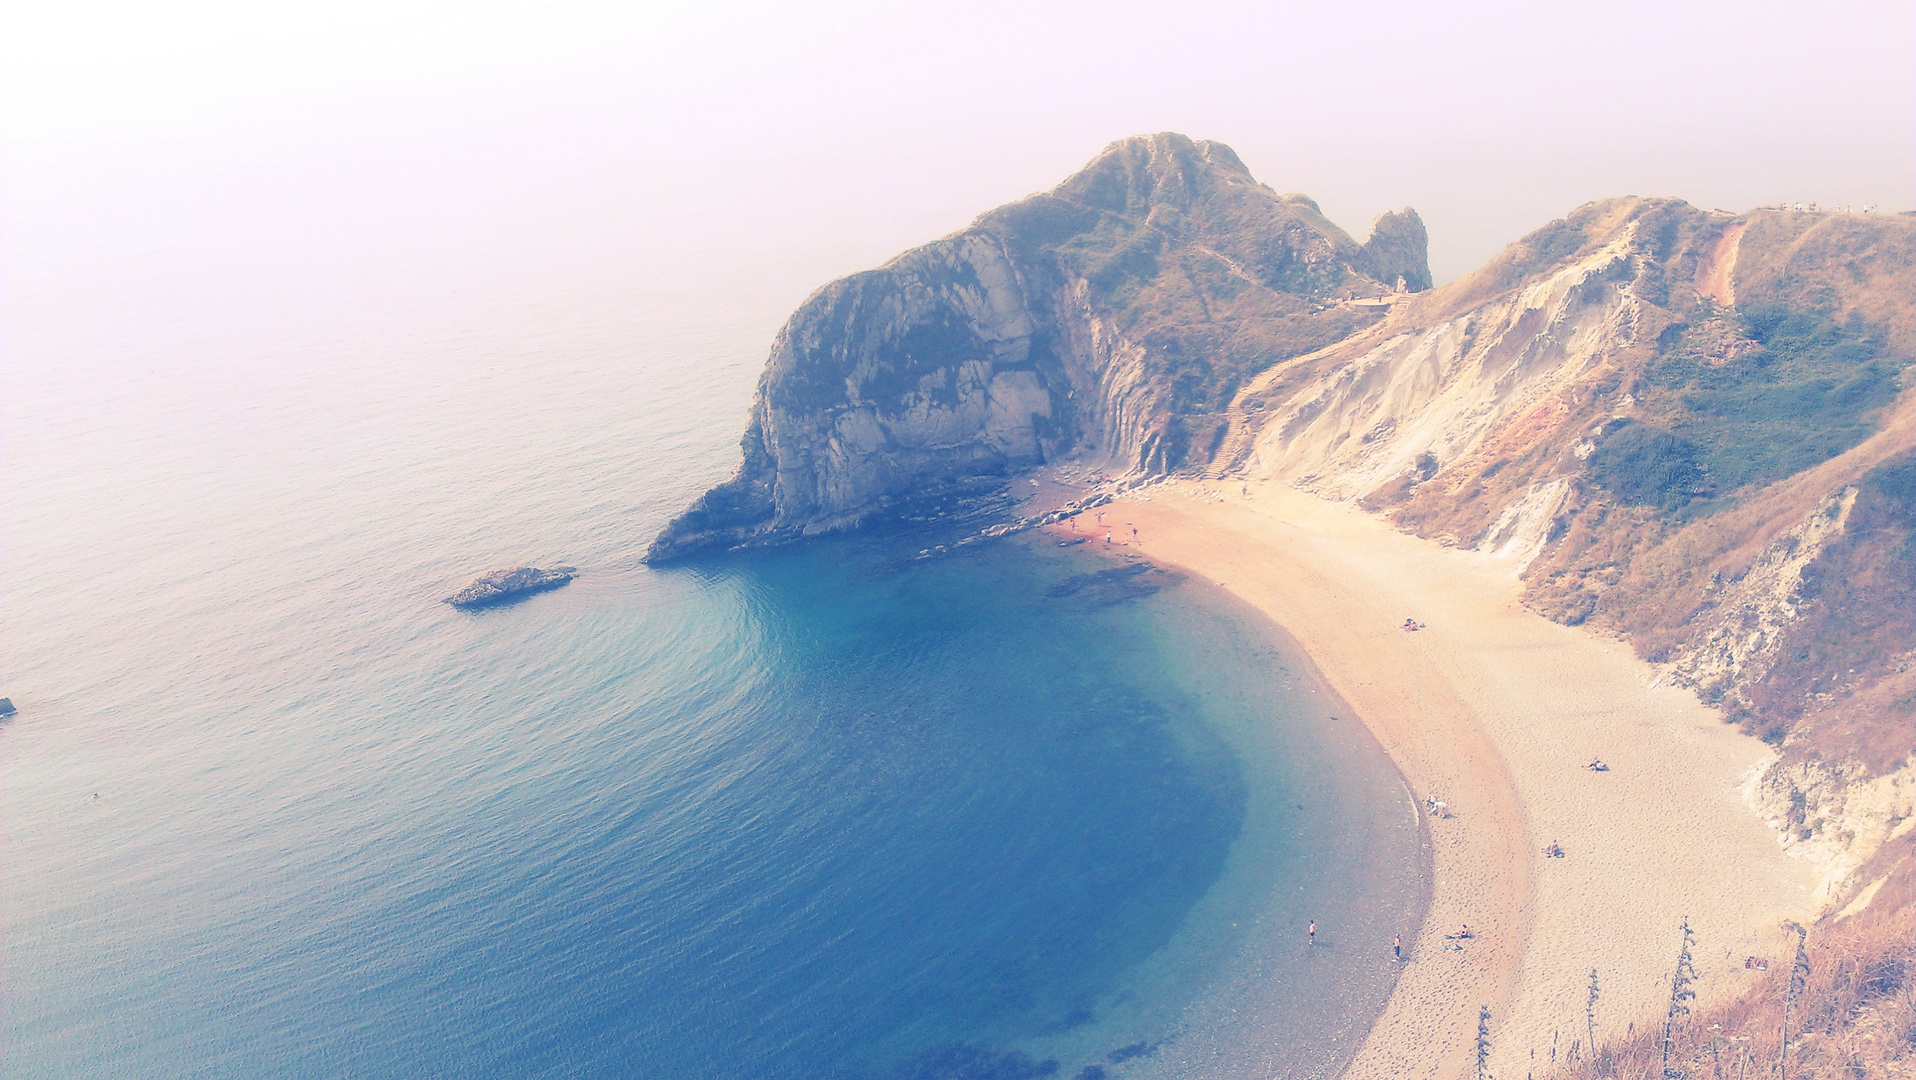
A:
[{"left": 2, "top": 215, "right": 1425, "bottom": 1079}]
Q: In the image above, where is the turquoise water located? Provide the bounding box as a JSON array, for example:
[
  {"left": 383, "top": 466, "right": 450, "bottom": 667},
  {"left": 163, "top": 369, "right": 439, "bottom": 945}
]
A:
[{"left": 2, "top": 212, "right": 1426, "bottom": 1078}]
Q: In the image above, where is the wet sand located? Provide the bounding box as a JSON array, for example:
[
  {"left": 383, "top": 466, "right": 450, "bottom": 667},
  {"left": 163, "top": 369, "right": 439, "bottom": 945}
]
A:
[{"left": 1090, "top": 479, "right": 1820, "bottom": 1080}]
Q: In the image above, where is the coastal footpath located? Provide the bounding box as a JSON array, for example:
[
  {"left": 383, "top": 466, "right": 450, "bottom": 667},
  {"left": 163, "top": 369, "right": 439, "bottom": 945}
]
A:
[{"left": 1105, "top": 480, "right": 1820, "bottom": 1080}]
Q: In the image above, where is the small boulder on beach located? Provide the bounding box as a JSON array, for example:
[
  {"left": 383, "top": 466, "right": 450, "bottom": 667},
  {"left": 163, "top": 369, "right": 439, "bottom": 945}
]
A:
[{"left": 444, "top": 566, "right": 576, "bottom": 608}]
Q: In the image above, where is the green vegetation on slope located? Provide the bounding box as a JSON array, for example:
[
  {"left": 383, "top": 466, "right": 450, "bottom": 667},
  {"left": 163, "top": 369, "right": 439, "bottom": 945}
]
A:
[
  {"left": 1639, "top": 304, "right": 1900, "bottom": 498},
  {"left": 1585, "top": 421, "right": 1711, "bottom": 509},
  {"left": 1045, "top": 206, "right": 1377, "bottom": 432}
]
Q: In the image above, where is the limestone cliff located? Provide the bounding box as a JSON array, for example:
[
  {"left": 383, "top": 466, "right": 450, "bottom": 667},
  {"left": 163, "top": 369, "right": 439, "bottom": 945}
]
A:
[
  {"left": 1356, "top": 208, "right": 1432, "bottom": 293},
  {"left": 646, "top": 133, "right": 1424, "bottom": 561}
]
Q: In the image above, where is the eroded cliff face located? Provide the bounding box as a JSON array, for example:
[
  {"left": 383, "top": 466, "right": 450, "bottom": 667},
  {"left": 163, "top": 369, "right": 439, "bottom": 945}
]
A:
[
  {"left": 1235, "top": 209, "right": 1651, "bottom": 538},
  {"left": 1219, "top": 198, "right": 1916, "bottom": 903},
  {"left": 1745, "top": 754, "right": 1916, "bottom": 906},
  {"left": 646, "top": 132, "right": 1423, "bottom": 560}
]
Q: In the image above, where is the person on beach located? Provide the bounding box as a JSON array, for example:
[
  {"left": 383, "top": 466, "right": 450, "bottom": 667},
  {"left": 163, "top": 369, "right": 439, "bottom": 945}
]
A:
[
  {"left": 1393, "top": 935, "right": 1402, "bottom": 962},
  {"left": 1308, "top": 920, "right": 1316, "bottom": 945},
  {"left": 1131, "top": 526, "right": 1138, "bottom": 542}
]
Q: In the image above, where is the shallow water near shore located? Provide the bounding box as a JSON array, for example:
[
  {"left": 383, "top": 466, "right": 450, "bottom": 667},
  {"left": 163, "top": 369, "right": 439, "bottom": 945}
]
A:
[{"left": 2, "top": 211, "right": 1424, "bottom": 1079}]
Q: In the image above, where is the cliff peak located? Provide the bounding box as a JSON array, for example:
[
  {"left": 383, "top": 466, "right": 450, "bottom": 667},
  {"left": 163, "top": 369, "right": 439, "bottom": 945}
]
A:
[
  {"left": 1048, "top": 132, "right": 1257, "bottom": 216},
  {"left": 1359, "top": 208, "right": 1432, "bottom": 292}
]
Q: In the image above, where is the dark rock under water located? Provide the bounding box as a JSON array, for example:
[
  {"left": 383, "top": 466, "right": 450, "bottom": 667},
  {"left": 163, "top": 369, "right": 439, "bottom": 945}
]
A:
[
  {"left": 1044, "top": 561, "right": 1170, "bottom": 603},
  {"left": 890, "top": 1043, "right": 1060, "bottom": 1080}
]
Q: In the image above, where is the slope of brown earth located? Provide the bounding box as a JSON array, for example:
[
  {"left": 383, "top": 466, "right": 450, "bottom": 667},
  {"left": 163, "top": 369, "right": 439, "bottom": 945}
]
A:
[
  {"left": 1206, "top": 201, "right": 1916, "bottom": 893},
  {"left": 1696, "top": 220, "right": 1746, "bottom": 307}
]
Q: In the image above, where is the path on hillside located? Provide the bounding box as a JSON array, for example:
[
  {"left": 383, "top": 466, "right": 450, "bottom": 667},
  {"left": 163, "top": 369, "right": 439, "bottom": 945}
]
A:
[{"left": 1696, "top": 221, "right": 1747, "bottom": 307}]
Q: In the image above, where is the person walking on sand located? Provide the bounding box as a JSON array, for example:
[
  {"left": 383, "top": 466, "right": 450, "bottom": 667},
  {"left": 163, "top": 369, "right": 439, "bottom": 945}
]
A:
[
  {"left": 1131, "top": 526, "right": 1138, "bottom": 542},
  {"left": 1308, "top": 920, "right": 1316, "bottom": 945},
  {"left": 1393, "top": 935, "right": 1402, "bottom": 962}
]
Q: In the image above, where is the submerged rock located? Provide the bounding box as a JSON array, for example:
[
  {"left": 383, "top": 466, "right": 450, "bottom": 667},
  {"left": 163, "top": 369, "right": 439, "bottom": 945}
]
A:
[
  {"left": 444, "top": 566, "right": 576, "bottom": 608},
  {"left": 1044, "top": 561, "right": 1170, "bottom": 603}
]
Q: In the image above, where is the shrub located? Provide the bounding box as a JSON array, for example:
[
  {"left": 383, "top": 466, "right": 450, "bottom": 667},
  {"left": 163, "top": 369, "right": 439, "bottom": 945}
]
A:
[
  {"left": 1645, "top": 305, "right": 1900, "bottom": 495},
  {"left": 1586, "top": 421, "right": 1711, "bottom": 509}
]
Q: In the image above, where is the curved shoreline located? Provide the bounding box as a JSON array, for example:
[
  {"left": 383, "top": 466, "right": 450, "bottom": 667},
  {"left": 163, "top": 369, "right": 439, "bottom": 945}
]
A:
[
  {"left": 1237, "top": 593, "right": 1440, "bottom": 1080},
  {"left": 1124, "top": 570, "right": 1437, "bottom": 1080},
  {"left": 1099, "top": 479, "right": 1821, "bottom": 1080}
]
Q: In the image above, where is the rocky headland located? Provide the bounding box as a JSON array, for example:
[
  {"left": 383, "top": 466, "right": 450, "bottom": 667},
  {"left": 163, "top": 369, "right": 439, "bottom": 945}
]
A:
[{"left": 645, "top": 132, "right": 1429, "bottom": 562}]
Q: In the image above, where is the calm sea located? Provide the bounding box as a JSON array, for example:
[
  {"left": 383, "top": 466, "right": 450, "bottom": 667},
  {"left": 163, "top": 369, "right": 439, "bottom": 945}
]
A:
[{"left": 1, "top": 162, "right": 1426, "bottom": 1079}]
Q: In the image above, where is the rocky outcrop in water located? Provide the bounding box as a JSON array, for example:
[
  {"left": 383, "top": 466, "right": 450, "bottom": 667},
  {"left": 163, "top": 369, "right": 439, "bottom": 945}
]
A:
[
  {"left": 646, "top": 133, "right": 1425, "bottom": 562},
  {"left": 444, "top": 566, "right": 576, "bottom": 608}
]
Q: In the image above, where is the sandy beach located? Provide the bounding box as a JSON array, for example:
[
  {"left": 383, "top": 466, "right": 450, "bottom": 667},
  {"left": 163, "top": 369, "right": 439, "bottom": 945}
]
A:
[{"left": 1084, "top": 479, "right": 1821, "bottom": 1080}]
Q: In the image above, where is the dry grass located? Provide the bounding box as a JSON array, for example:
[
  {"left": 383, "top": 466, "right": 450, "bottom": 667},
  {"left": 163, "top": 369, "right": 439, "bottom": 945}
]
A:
[
  {"left": 1736, "top": 212, "right": 1916, "bottom": 357},
  {"left": 1546, "top": 888, "right": 1916, "bottom": 1080}
]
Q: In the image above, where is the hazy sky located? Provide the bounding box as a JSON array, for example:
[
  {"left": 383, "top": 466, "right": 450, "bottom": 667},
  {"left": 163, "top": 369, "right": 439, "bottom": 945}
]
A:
[{"left": 5, "top": 0, "right": 1913, "bottom": 283}]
